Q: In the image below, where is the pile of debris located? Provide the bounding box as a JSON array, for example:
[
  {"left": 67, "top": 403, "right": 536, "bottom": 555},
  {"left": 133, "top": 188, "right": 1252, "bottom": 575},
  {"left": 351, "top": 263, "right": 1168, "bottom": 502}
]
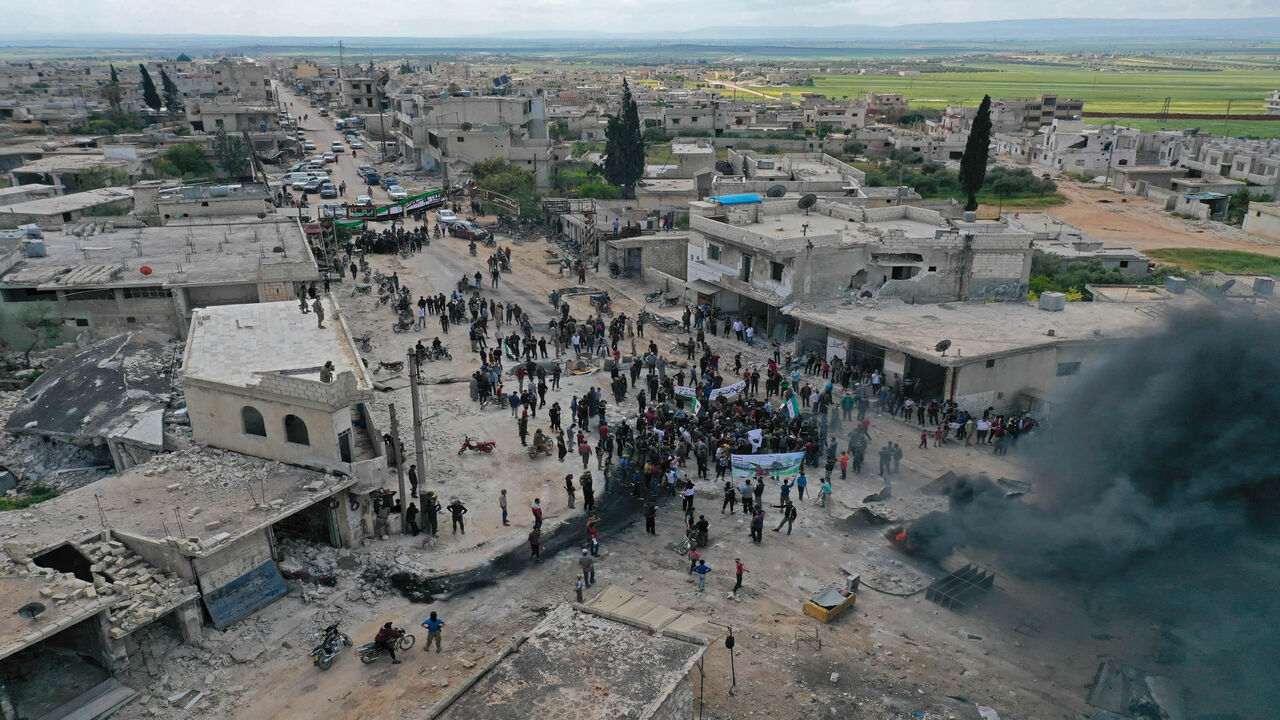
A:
[{"left": 79, "top": 539, "right": 199, "bottom": 637}]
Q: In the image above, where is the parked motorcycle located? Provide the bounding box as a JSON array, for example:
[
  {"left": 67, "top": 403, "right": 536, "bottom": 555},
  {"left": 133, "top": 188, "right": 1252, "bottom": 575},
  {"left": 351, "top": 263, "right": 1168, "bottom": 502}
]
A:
[
  {"left": 310, "top": 623, "right": 353, "bottom": 671},
  {"left": 351, "top": 284, "right": 373, "bottom": 296},
  {"left": 377, "top": 360, "right": 405, "bottom": 373},
  {"left": 356, "top": 629, "right": 415, "bottom": 664},
  {"left": 458, "top": 436, "right": 497, "bottom": 455},
  {"left": 391, "top": 318, "right": 415, "bottom": 334},
  {"left": 377, "top": 292, "right": 394, "bottom": 307},
  {"left": 353, "top": 333, "right": 373, "bottom": 352},
  {"left": 661, "top": 295, "right": 681, "bottom": 307},
  {"left": 644, "top": 290, "right": 664, "bottom": 303}
]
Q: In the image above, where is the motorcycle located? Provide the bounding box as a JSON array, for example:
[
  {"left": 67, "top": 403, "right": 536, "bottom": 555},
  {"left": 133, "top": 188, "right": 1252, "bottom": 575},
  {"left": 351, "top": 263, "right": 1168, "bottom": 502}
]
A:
[
  {"left": 377, "top": 360, "right": 405, "bottom": 373},
  {"left": 458, "top": 436, "right": 497, "bottom": 455},
  {"left": 357, "top": 629, "right": 416, "bottom": 664},
  {"left": 644, "top": 290, "right": 664, "bottom": 303},
  {"left": 661, "top": 295, "right": 681, "bottom": 307},
  {"left": 526, "top": 441, "right": 553, "bottom": 459},
  {"left": 428, "top": 346, "right": 452, "bottom": 361},
  {"left": 377, "top": 292, "right": 393, "bottom": 307},
  {"left": 310, "top": 624, "right": 353, "bottom": 671},
  {"left": 353, "top": 333, "right": 373, "bottom": 352},
  {"left": 392, "top": 317, "right": 415, "bottom": 334},
  {"left": 351, "top": 284, "right": 373, "bottom": 295}
]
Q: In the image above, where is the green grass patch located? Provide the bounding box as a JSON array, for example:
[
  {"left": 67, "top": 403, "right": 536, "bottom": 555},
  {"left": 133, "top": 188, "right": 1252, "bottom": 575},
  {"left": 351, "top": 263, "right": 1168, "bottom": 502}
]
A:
[
  {"left": 1145, "top": 248, "right": 1280, "bottom": 275},
  {"left": 0, "top": 484, "right": 58, "bottom": 512}
]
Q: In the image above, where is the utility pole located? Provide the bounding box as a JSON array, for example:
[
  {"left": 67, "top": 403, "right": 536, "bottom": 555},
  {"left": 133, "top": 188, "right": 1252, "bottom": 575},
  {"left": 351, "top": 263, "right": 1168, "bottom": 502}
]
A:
[
  {"left": 408, "top": 349, "right": 428, "bottom": 493},
  {"left": 1224, "top": 99, "right": 1231, "bottom": 137},
  {"left": 388, "top": 403, "right": 408, "bottom": 533}
]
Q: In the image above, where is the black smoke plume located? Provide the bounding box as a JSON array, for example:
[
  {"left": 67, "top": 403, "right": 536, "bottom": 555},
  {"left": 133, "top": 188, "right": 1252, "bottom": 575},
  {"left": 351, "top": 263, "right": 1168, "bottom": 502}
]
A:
[{"left": 910, "top": 309, "right": 1280, "bottom": 716}]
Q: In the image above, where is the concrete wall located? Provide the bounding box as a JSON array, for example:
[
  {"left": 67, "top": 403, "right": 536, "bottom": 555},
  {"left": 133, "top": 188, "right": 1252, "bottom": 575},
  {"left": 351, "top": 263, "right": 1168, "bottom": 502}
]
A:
[
  {"left": 45, "top": 289, "right": 183, "bottom": 340},
  {"left": 113, "top": 531, "right": 196, "bottom": 583},
  {"left": 644, "top": 671, "right": 694, "bottom": 720},
  {"left": 184, "top": 382, "right": 352, "bottom": 471},
  {"left": 642, "top": 236, "right": 689, "bottom": 280},
  {"left": 1243, "top": 202, "right": 1280, "bottom": 241},
  {"left": 190, "top": 529, "right": 272, "bottom": 592}
]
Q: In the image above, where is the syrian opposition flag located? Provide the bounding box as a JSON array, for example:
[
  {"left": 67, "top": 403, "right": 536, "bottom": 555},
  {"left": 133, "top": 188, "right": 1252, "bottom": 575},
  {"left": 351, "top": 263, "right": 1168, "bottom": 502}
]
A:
[
  {"left": 675, "top": 386, "right": 702, "bottom": 415},
  {"left": 784, "top": 394, "right": 801, "bottom": 419}
]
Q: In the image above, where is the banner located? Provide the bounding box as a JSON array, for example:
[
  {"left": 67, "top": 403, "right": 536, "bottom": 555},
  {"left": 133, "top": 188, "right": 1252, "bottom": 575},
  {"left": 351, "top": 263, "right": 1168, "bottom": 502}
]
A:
[
  {"left": 746, "top": 428, "right": 763, "bottom": 451},
  {"left": 348, "top": 206, "right": 376, "bottom": 219},
  {"left": 374, "top": 204, "right": 405, "bottom": 219},
  {"left": 674, "top": 385, "right": 701, "bottom": 415},
  {"left": 730, "top": 451, "right": 805, "bottom": 480},
  {"left": 784, "top": 395, "right": 801, "bottom": 419},
  {"left": 709, "top": 380, "right": 746, "bottom": 401},
  {"left": 336, "top": 219, "right": 364, "bottom": 228}
]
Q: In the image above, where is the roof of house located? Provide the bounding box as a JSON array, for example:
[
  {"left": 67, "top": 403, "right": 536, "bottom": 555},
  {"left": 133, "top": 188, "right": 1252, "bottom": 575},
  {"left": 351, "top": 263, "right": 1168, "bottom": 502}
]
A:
[
  {"left": 0, "top": 187, "right": 133, "bottom": 218},
  {"left": 4, "top": 331, "right": 175, "bottom": 448}
]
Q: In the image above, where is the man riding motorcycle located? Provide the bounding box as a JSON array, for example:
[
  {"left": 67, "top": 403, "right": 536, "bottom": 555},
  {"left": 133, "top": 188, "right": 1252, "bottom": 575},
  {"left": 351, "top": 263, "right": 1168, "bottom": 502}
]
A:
[
  {"left": 375, "top": 622, "right": 404, "bottom": 664},
  {"left": 531, "top": 429, "right": 552, "bottom": 455}
]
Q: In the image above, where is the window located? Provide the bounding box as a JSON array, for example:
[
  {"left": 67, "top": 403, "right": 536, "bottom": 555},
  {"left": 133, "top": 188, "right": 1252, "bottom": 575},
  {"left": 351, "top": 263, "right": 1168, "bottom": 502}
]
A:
[
  {"left": 71, "top": 318, "right": 89, "bottom": 327},
  {"left": 284, "top": 414, "right": 310, "bottom": 445},
  {"left": 126, "top": 316, "right": 136, "bottom": 323},
  {"left": 985, "top": 359, "right": 995, "bottom": 368},
  {"left": 671, "top": 118, "right": 680, "bottom": 125},
  {"left": 123, "top": 287, "right": 173, "bottom": 300},
  {"left": 928, "top": 266, "right": 937, "bottom": 272},
  {"left": 1119, "top": 261, "right": 1129, "bottom": 269},
  {"left": 1056, "top": 362, "right": 1081, "bottom": 377},
  {"left": 241, "top": 406, "right": 266, "bottom": 437},
  {"left": 67, "top": 289, "right": 116, "bottom": 302},
  {"left": 707, "top": 244, "right": 721, "bottom": 261},
  {"left": 770, "top": 261, "right": 784, "bottom": 282},
  {"left": 740, "top": 254, "right": 753, "bottom": 282}
]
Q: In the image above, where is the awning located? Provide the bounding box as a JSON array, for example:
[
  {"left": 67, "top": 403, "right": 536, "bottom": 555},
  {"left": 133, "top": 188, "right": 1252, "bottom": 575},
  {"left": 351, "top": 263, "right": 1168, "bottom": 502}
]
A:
[{"left": 687, "top": 279, "right": 721, "bottom": 296}]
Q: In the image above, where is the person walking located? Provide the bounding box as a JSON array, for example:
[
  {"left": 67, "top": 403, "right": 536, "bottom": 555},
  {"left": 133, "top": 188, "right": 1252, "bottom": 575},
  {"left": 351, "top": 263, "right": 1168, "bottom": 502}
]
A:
[
  {"left": 312, "top": 297, "right": 326, "bottom": 328},
  {"left": 448, "top": 499, "right": 468, "bottom": 534},
  {"left": 528, "top": 527, "right": 541, "bottom": 561},
  {"left": 644, "top": 500, "right": 657, "bottom": 534},
  {"left": 687, "top": 546, "right": 702, "bottom": 574},
  {"left": 564, "top": 473, "right": 576, "bottom": 509},
  {"left": 750, "top": 509, "right": 765, "bottom": 543},
  {"left": 578, "top": 438, "right": 591, "bottom": 469},
  {"left": 795, "top": 472, "right": 807, "bottom": 501},
  {"left": 579, "top": 548, "right": 595, "bottom": 588},
  {"left": 733, "top": 558, "right": 747, "bottom": 592},
  {"left": 531, "top": 498, "right": 543, "bottom": 529},
  {"left": 693, "top": 559, "right": 712, "bottom": 592},
  {"left": 721, "top": 481, "right": 736, "bottom": 513},
  {"left": 421, "top": 611, "right": 444, "bottom": 653},
  {"left": 499, "top": 489, "right": 509, "bottom": 526},
  {"left": 839, "top": 453, "right": 849, "bottom": 480},
  {"left": 817, "top": 478, "right": 832, "bottom": 508}
]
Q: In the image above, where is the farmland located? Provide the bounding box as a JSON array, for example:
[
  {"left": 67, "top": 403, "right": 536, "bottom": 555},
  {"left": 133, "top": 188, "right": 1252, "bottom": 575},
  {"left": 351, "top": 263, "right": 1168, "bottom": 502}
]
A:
[{"left": 722, "top": 60, "right": 1280, "bottom": 118}]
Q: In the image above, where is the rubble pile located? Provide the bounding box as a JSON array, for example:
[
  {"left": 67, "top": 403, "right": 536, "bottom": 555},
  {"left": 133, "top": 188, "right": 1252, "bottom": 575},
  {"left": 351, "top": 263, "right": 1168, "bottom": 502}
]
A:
[
  {"left": 79, "top": 539, "right": 199, "bottom": 637},
  {"left": 0, "top": 552, "right": 100, "bottom": 610}
]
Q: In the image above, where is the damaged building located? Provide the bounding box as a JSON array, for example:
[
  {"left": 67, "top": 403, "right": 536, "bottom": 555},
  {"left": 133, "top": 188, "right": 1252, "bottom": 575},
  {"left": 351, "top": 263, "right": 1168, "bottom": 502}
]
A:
[
  {"left": 684, "top": 194, "right": 1034, "bottom": 339},
  {"left": 4, "top": 330, "right": 178, "bottom": 473}
]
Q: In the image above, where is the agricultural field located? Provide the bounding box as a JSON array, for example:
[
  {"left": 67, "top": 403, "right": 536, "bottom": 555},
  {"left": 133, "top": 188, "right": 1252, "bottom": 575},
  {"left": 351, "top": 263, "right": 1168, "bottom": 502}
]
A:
[
  {"left": 724, "top": 59, "right": 1280, "bottom": 116},
  {"left": 1145, "top": 248, "right": 1280, "bottom": 275}
]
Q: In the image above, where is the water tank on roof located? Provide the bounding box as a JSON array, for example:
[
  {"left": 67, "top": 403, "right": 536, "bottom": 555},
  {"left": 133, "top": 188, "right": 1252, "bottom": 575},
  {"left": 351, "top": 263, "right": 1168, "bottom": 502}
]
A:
[
  {"left": 181, "top": 186, "right": 202, "bottom": 199},
  {"left": 1254, "top": 276, "right": 1275, "bottom": 296},
  {"left": 1039, "top": 291, "right": 1066, "bottom": 312},
  {"left": 963, "top": 211, "right": 977, "bottom": 222},
  {"left": 209, "top": 185, "right": 230, "bottom": 197},
  {"left": 23, "top": 239, "right": 47, "bottom": 258},
  {"left": 1165, "top": 276, "right": 1187, "bottom": 294}
]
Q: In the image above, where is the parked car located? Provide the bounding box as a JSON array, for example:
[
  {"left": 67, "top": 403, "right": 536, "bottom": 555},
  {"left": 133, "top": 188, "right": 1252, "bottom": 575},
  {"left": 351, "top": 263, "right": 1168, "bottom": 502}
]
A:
[
  {"left": 303, "top": 178, "right": 325, "bottom": 193},
  {"left": 322, "top": 152, "right": 336, "bottom": 163},
  {"left": 285, "top": 162, "right": 308, "bottom": 173},
  {"left": 381, "top": 175, "right": 399, "bottom": 190},
  {"left": 330, "top": 141, "right": 344, "bottom": 153},
  {"left": 335, "top": 119, "right": 345, "bottom": 130},
  {"left": 387, "top": 185, "right": 408, "bottom": 201},
  {"left": 435, "top": 209, "right": 457, "bottom": 225},
  {"left": 355, "top": 195, "right": 373, "bottom": 206},
  {"left": 357, "top": 165, "right": 373, "bottom": 175},
  {"left": 295, "top": 130, "right": 306, "bottom": 140},
  {"left": 304, "top": 162, "right": 328, "bottom": 172},
  {"left": 303, "top": 140, "right": 316, "bottom": 151},
  {"left": 364, "top": 171, "right": 381, "bottom": 186},
  {"left": 320, "top": 182, "right": 338, "bottom": 198},
  {"left": 321, "top": 202, "right": 347, "bottom": 218},
  {"left": 318, "top": 108, "right": 329, "bottom": 116},
  {"left": 447, "top": 221, "right": 490, "bottom": 241},
  {"left": 349, "top": 139, "right": 364, "bottom": 149},
  {"left": 291, "top": 178, "right": 310, "bottom": 191}
]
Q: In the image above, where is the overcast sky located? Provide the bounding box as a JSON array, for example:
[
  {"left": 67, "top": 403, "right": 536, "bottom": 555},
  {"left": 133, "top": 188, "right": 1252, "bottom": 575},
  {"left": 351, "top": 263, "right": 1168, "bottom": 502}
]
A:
[{"left": 9, "top": 0, "right": 1278, "bottom": 37}]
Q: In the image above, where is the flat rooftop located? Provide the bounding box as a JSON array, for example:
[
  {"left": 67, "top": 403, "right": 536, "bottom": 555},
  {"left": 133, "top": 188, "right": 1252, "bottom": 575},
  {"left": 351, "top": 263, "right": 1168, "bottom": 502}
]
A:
[
  {"left": 1, "top": 187, "right": 133, "bottom": 217},
  {"left": 786, "top": 291, "right": 1215, "bottom": 364},
  {"left": 0, "top": 216, "right": 314, "bottom": 289},
  {"left": 0, "top": 446, "right": 352, "bottom": 553},
  {"left": 437, "top": 603, "right": 705, "bottom": 720},
  {"left": 9, "top": 155, "right": 129, "bottom": 174},
  {"left": 788, "top": 157, "right": 844, "bottom": 182},
  {"left": 182, "top": 296, "right": 371, "bottom": 390}
]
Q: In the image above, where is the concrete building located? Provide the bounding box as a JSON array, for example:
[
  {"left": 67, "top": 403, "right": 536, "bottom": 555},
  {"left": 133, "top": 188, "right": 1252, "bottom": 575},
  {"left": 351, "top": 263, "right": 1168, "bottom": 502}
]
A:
[
  {"left": 0, "top": 187, "right": 133, "bottom": 229},
  {"left": 1108, "top": 165, "right": 1189, "bottom": 195},
  {"left": 210, "top": 60, "right": 269, "bottom": 101},
  {"left": 180, "top": 297, "right": 382, "bottom": 480},
  {"left": 186, "top": 97, "right": 279, "bottom": 133},
  {"left": 865, "top": 92, "right": 909, "bottom": 121},
  {"left": 131, "top": 181, "right": 275, "bottom": 226},
  {"left": 0, "top": 183, "right": 58, "bottom": 207},
  {"left": 7, "top": 153, "right": 149, "bottom": 195},
  {"left": 0, "top": 215, "right": 316, "bottom": 339},
  {"left": 1031, "top": 120, "right": 1138, "bottom": 175},
  {"left": 393, "top": 95, "right": 552, "bottom": 185},
  {"left": 432, "top": 589, "right": 708, "bottom": 720},
  {"left": 1243, "top": 201, "right": 1280, "bottom": 241},
  {"left": 338, "top": 70, "right": 388, "bottom": 112},
  {"left": 787, "top": 287, "right": 1208, "bottom": 413},
  {"left": 990, "top": 94, "right": 1084, "bottom": 134},
  {"left": 1006, "top": 212, "right": 1150, "bottom": 277},
  {"left": 684, "top": 195, "right": 1033, "bottom": 338},
  {"left": 1266, "top": 90, "right": 1280, "bottom": 116}
]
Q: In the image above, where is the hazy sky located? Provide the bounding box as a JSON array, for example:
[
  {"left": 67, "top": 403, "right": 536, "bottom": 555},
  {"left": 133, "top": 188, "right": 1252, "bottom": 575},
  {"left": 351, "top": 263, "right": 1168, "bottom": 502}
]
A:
[{"left": 9, "top": 0, "right": 1278, "bottom": 36}]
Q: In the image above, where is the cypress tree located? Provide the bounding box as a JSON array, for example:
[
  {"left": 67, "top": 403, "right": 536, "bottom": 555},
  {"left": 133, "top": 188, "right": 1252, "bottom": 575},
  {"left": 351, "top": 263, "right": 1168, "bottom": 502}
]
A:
[
  {"left": 160, "top": 68, "right": 182, "bottom": 117},
  {"left": 139, "top": 64, "right": 162, "bottom": 112},
  {"left": 602, "top": 80, "right": 646, "bottom": 194},
  {"left": 959, "top": 94, "right": 993, "bottom": 212}
]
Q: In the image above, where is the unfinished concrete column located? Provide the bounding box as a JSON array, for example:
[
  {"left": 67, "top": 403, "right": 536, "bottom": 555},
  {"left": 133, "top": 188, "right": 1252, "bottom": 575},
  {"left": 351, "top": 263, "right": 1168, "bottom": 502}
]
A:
[{"left": 173, "top": 600, "right": 204, "bottom": 645}]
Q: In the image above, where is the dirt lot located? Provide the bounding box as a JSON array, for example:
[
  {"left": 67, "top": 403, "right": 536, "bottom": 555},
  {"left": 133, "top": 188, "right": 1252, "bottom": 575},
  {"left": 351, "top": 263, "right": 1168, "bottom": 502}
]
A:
[{"left": 104, "top": 215, "right": 1203, "bottom": 720}]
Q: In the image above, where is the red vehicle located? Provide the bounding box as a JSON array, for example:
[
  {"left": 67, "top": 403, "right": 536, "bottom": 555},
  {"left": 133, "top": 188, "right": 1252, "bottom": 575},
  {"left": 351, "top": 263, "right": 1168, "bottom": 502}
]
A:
[
  {"left": 446, "top": 221, "right": 491, "bottom": 242},
  {"left": 458, "top": 436, "right": 496, "bottom": 455}
]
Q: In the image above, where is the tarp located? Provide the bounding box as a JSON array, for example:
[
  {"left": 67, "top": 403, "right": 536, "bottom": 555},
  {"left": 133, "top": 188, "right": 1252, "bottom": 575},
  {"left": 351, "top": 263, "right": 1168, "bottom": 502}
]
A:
[
  {"left": 707, "top": 193, "right": 763, "bottom": 206},
  {"left": 730, "top": 451, "right": 805, "bottom": 479}
]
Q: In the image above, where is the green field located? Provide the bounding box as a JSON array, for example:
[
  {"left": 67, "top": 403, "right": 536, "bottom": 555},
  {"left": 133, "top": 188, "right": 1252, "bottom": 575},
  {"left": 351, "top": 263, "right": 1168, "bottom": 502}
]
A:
[
  {"left": 1087, "top": 117, "right": 1280, "bottom": 139},
  {"left": 1146, "top": 248, "right": 1280, "bottom": 275},
  {"left": 729, "top": 61, "right": 1280, "bottom": 116}
]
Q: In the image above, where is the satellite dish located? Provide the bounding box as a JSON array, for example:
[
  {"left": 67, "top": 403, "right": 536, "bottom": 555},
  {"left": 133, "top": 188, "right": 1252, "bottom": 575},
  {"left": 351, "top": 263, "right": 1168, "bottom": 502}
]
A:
[
  {"left": 934, "top": 339, "right": 952, "bottom": 356},
  {"left": 797, "top": 194, "right": 817, "bottom": 210},
  {"left": 765, "top": 184, "right": 787, "bottom": 198}
]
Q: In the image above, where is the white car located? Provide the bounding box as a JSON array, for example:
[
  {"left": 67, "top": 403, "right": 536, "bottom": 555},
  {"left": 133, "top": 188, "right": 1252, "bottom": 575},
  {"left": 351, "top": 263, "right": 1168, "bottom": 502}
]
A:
[
  {"left": 330, "top": 141, "right": 344, "bottom": 153},
  {"left": 387, "top": 185, "right": 408, "bottom": 201},
  {"left": 303, "top": 140, "right": 316, "bottom": 151},
  {"left": 436, "top": 209, "right": 457, "bottom": 224},
  {"left": 322, "top": 152, "right": 336, "bottom": 163},
  {"left": 355, "top": 194, "right": 373, "bottom": 206},
  {"left": 349, "top": 139, "right": 364, "bottom": 149}
]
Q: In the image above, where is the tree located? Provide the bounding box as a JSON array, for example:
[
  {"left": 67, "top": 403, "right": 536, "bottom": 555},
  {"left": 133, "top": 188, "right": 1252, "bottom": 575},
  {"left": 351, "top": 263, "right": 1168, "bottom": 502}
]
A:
[
  {"left": 471, "top": 158, "right": 539, "bottom": 218},
  {"left": 959, "top": 94, "right": 993, "bottom": 211},
  {"left": 1226, "top": 187, "right": 1252, "bottom": 225},
  {"left": 101, "top": 64, "right": 124, "bottom": 124},
  {"left": 77, "top": 163, "right": 128, "bottom": 190},
  {"left": 109, "top": 64, "right": 119, "bottom": 83},
  {"left": 166, "top": 142, "right": 211, "bottom": 175},
  {"left": 602, "top": 79, "right": 645, "bottom": 193},
  {"left": 16, "top": 304, "right": 63, "bottom": 368},
  {"left": 139, "top": 64, "right": 161, "bottom": 112},
  {"left": 159, "top": 68, "right": 182, "bottom": 118},
  {"left": 213, "top": 128, "right": 249, "bottom": 179}
]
